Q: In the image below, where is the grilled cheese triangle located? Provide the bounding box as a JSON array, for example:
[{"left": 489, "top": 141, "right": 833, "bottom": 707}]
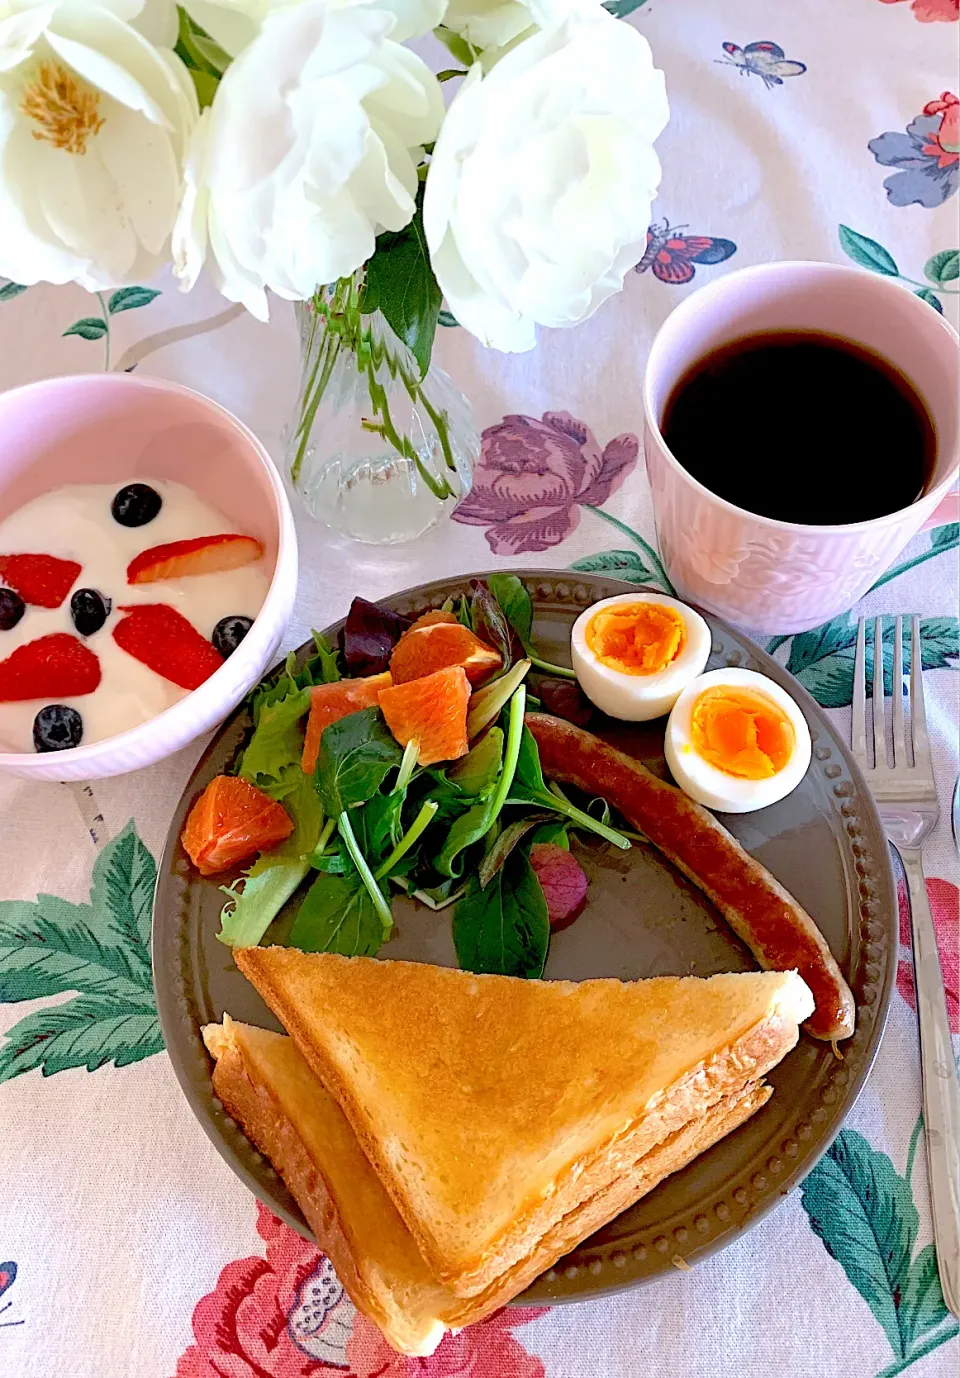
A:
[
  {"left": 204, "top": 1017, "right": 771, "bottom": 1356},
  {"left": 234, "top": 949, "right": 813, "bottom": 1297}
]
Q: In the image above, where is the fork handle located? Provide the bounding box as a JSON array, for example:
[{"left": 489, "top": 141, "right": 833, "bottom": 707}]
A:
[{"left": 900, "top": 846, "right": 960, "bottom": 1319}]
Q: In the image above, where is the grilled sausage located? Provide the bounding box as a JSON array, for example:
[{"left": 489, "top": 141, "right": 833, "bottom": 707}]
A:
[{"left": 527, "top": 712, "right": 856, "bottom": 1041}]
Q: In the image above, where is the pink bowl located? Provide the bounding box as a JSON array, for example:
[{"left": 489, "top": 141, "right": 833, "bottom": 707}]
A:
[{"left": 0, "top": 374, "right": 297, "bottom": 780}]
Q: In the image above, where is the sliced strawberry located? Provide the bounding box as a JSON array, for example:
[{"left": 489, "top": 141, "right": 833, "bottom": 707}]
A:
[
  {"left": 113, "top": 604, "right": 224, "bottom": 690},
  {"left": 127, "top": 534, "right": 263, "bottom": 585},
  {"left": 0, "top": 553, "right": 81, "bottom": 608},
  {"left": 182, "top": 774, "right": 294, "bottom": 875},
  {"left": 0, "top": 633, "right": 101, "bottom": 701}
]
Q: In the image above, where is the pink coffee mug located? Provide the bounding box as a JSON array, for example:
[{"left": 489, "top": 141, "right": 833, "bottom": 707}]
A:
[{"left": 642, "top": 262, "right": 960, "bottom": 634}]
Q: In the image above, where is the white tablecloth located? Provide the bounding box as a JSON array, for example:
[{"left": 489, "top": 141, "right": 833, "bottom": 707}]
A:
[{"left": 1, "top": 2, "right": 958, "bottom": 1374}]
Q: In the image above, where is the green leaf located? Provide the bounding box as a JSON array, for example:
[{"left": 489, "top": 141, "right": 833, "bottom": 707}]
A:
[
  {"left": 514, "top": 724, "right": 547, "bottom": 795},
  {"left": 478, "top": 814, "right": 553, "bottom": 888},
  {"left": 438, "top": 309, "right": 459, "bottom": 328},
  {"left": 306, "top": 630, "right": 341, "bottom": 684},
  {"left": 107, "top": 286, "right": 160, "bottom": 315},
  {"left": 466, "top": 659, "right": 531, "bottom": 739},
  {"left": 487, "top": 573, "right": 533, "bottom": 645},
  {"left": 924, "top": 249, "right": 960, "bottom": 286},
  {"left": 785, "top": 614, "right": 958, "bottom": 708},
  {"left": 453, "top": 851, "right": 550, "bottom": 978},
  {"left": 0, "top": 896, "right": 154, "bottom": 1006},
  {"left": 531, "top": 819, "right": 570, "bottom": 848},
  {"left": 90, "top": 819, "right": 156, "bottom": 958},
  {"left": 570, "top": 549, "right": 653, "bottom": 583},
  {"left": 358, "top": 788, "right": 405, "bottom": 862},
  {"left": 361, "top": 194, "right": 442, "bottom": 378},
  {"left": 800, "top": 1130, "right": 918, "bottom": 1359},
  {"left": 314, "top": 707, "right": 401, "bottom": 816},
  {"left": 602, "top": 0, "right": 650, "bottom": 15},
  {"left": 914, "top": 287, "right": 944, "bottom": 315},
  {"left": 0, "top": 823, "right": 156, "bottom": 1004},
  {"left": 509, "top": 727, "right": 631, "bottom": 849},
  {"left": 447, "top": 726, "right": 503, "bottom": 795},
  {"left": 898, "top": 1243, "right": 948, "bottom": 1347},
  {"left": 434, "top": 25, "right": 475, "bottom": 67},
  {"left": 189, "top": 67, "right": 218, "bottom": 108},
  {"left": 838, "top": 226, "right": 899, "bottom": 277},
  {"left": 0, "top": 823, "right": 162, "bottom": 1080},
  {"left": 176, "top": 5, "right": 230, "bottom": 75},
  {"left": 0, "top": 994, "right": 163, "bottom": 1082},
  {"left": 434, "top": 801, "right": 497, "bottom": 879},
  {"left": 62, "top": 317, "right": 107, "bottom": 341},
  {"left": 931, "top": 522, "right": 959, "bottom": 549},
  {"left": 0, "top": 281, "right": 27, "bottom": 301},
  {"left": 218, "top": 857, "right": 310, "bottom": 949},
  {"left": 434, "top": 687, "right": 526, "bottom": 878},
  {"left": 216, "top": 768, "right": 323, "bottom": 948},
  {"left": 289, "top": 872, "right": 384, "bottom": 957},
  {"left": 238, "top": 686, "right": 311, "bottom": 796}
]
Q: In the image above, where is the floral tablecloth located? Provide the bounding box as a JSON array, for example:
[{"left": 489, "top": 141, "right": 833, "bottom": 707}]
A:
[{"left": 1, "top": 2, "right": 959, "bottom": 1375}]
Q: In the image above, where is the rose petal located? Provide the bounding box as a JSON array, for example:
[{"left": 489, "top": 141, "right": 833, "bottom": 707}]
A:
[{"left": 483, "top": 504, "right": 580, "bottom": 554}]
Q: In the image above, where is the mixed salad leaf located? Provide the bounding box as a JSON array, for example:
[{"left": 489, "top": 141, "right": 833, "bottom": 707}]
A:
[{"left": 212, "top": 582, "right": 634, "bottom": 977}]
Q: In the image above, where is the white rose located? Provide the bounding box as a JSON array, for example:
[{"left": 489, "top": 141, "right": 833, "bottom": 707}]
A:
[
  {"left": 423, "top": 12, "right": 668, "bottom": 352},
  {"left": 183, "top": 0, "right": 446, "bottom": 58},
  {"left": 440, "top": 0, "right": 586, "bottom": 53},
  {"left": 173, "top": 0, "right": 443, "bottom": 320},
  {"left": 0, "top": 0, "right": 197, "bottom": 289}
]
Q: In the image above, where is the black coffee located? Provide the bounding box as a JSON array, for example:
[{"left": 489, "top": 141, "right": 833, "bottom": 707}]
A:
[{"left": 661, "top": 331, "right": 935, "bottom": 524}]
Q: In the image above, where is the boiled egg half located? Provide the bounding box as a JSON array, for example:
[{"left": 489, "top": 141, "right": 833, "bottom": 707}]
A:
[
  {"left": 571, "top": 593, "right": 711, "bottom": 721},
  {"left": 665, "top": 668, "right": 811, "bottom": 813}
]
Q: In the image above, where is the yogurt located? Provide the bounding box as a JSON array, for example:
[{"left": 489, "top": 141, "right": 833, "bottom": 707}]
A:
[{"left": 0, "top": 480, "right": 269, "bottom": 751}]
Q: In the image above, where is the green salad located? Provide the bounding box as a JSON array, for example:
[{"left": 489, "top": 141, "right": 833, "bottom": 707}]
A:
[{"left": 214, "top": 575, "right": 632, "bottom": 979}]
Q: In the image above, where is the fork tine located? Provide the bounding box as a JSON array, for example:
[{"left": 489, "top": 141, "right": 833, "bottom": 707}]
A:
[
  {"left": 852, "top": 617, "right": 867, "bottom": 761},
  {"left": 873, "top": 617, "right": 887, "bottom": 768},
  {"left": 910, "top": 614, "right": 931, "bottom": 769},
  {"left": 892, "top": 616, "right": 907, "bottom": 766}
]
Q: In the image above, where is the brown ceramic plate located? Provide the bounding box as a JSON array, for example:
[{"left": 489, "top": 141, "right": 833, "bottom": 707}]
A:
[{"left": 153, "top": 571, "right": 896, "bottom": 1304}]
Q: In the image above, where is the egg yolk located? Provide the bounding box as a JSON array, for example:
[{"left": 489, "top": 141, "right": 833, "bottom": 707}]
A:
[
  {"left": 690, "top": 686, "right": 795, "bottom": 779},
  {"left": 586, "top": 603, "right": 685, "bottom": 675}
]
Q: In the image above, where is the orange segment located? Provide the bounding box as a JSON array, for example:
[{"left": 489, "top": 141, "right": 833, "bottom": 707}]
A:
[
  {"left": 690, "top": 686, "right": 795, "bottom": 780},
  {"left": 378, "top": 665, "right": 470, "bottom": 766},
  {"left": 182, "top": 775, "right": 294, "bottom": 876},
  {"left": 301, "top": 672, "right": 393, "bottom": 774},
  {"left": 410, "top": 609, "right": 459, "bottom": 629},
  {"left": 586, "top": 601, "right": 685, "bottom": 675},
  {"left": 390, "top": 618, "right": 501, "bottom": 687}
]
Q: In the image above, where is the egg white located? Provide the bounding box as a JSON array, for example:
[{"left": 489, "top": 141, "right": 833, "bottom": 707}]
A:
[
  {"left": 664, "top": 667, "right": 811, "bottom": 813},
  {"left": 570, "top": 593, "right": 712, "bottom": 722}
]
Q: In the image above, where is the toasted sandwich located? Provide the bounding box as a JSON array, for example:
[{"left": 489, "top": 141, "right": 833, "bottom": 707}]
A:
[
  {"left": 234, "top": 950, "right": 813, "bottom": 1298},
  {"left": 205, "top": 1016, "right": 771, "bottom": 1354}
]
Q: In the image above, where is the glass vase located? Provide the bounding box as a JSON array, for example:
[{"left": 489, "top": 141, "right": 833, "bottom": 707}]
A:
[{"left": 286, "top": 278, "right": 478, "bottom": 544}]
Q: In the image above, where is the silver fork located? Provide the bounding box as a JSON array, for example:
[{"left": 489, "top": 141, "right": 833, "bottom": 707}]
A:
[{"left": 852, "top": 615, "right": 960, "bottom": 1318}]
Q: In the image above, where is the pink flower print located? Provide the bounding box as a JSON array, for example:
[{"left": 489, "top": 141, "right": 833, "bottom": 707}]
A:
[
  {"left": 174, "top": 1205, "right": 547, "bottom": 1377},
  {"left": 454, "top": 411, "right": 638, "bottom": 554},
  {"left": 174, "top": 1205, "right": 350, "bottom": 1377},
  {"left": 877, "top": 0, "right": 958, "bottom": 21},
  {"left": 896, "top": 873, "right": 959, "bottom": 1032},
  {"left": 346, "top": 1305, "right": 548, "bottom": 1377}
]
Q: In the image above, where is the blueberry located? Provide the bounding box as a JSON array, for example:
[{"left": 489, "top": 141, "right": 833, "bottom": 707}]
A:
[
  {"left": 71, "top": 588, "right": 111, "bottom": 637},
  {"left": 111, "top": 482, "right": 162, "bottom": 527},
  {"left": 33, "top": 705, "right": 83, "bottom": 752},
  {"left": 0, "top": 587, "right": 24, "bottom": 631},
  {"left": 212, "top": 615, "right": 253, "bottom": 658}
]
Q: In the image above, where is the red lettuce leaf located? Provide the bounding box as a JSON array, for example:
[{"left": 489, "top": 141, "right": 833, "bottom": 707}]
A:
[
  {"left": 530, "top": 843, "right": 588, "bottom": 930},
  {"left": 341, "top": 597, "right": 410, "bottom": 676}
]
